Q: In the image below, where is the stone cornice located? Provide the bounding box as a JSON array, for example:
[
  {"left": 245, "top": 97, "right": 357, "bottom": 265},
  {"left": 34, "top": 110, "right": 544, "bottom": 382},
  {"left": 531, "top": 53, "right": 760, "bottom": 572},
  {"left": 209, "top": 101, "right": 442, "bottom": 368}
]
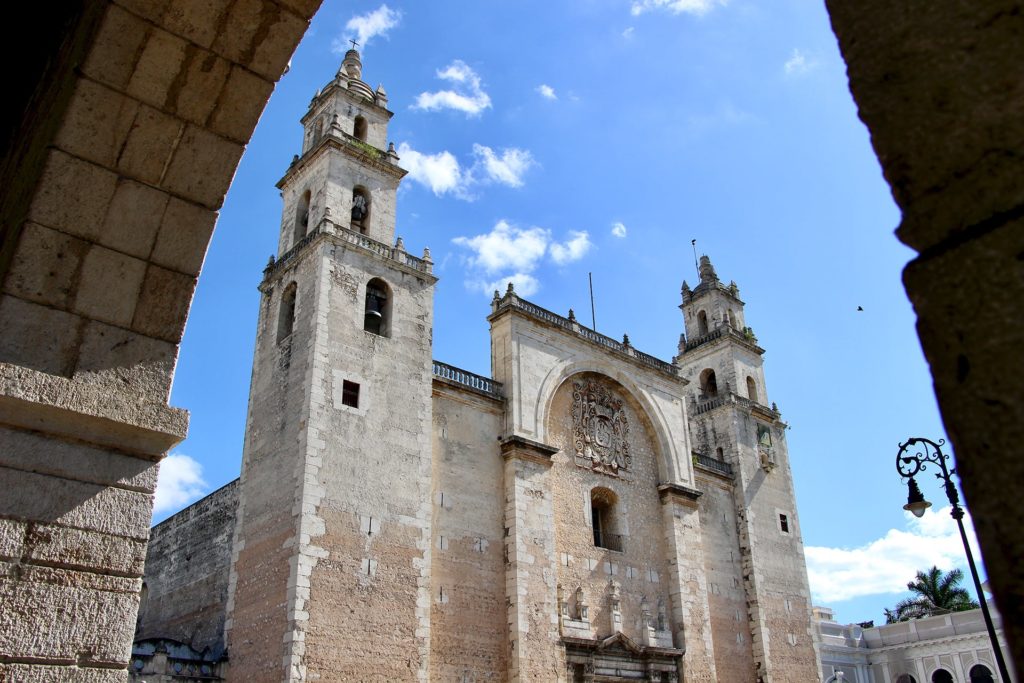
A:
[
  {"left": 501, "top": 435, "right": 558, "bottom": 466},
  {"left": 277, "top": 132, "right": 407, "bottom": 189},
  {"left": 657, "top": 482, "right": 704, "bottom": 507}
]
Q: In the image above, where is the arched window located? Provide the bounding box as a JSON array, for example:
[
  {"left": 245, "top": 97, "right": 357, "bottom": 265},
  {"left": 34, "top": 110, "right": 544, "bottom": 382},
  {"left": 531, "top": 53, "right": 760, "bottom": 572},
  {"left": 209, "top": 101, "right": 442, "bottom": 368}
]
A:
[
  {"left": 699, "top": 368, "right": 718, "bottom": 398},
  {"left": 351, "top": 186, "right": 370, "bottom": 233},
  {"left": 895, "top": 675, "right": 918, "bottom": 683},
  {"left": 277, "top": 282, "right": 297, "bottom": 343},
  {"left": 931, "top": 670, "right": 954, "bottom": 683},
  {"left": 294, "top": 189, "right": 311, "bottom": 245},
  {"left": 728, "top": 308, "right": 736, "bottom": 328},
  {"left": 969, "top": 664, "right": 994, "bottom": 683},
  {"left": 363, "top": 278, "right": 390, "bottom": 337},
  {"left": 716, "top": 447, "right": 724, "bottom": 459},
  {"left": 746, "top": 376, "right": 758, "bottom": 402},
  {"left": 353, "top": 115, "right": 368, "bottom": 141},
  {"left": 590, "top": 487, "right": 622, "bottom": 551},
  {"left": 697, "top": 310, "right": 709, "bottom": 336},
  {"left": 312, "top": 118, "right": 323, "bottom": 145}
]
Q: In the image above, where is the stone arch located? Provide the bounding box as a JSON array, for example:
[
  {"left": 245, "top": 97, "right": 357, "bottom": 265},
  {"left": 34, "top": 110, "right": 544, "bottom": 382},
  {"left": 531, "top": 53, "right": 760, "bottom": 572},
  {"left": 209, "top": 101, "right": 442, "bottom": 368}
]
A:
[
  {"left": 534, "top": 359, "right": 684, "bottom": 485},
  {"left": 1, "top": 0, "right": 1023, "bottom": 676}
]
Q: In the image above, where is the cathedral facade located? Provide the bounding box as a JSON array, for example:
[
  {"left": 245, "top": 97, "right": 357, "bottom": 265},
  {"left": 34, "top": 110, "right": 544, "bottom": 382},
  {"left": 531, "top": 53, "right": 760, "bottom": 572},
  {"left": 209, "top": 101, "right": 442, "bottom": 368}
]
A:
[{"left": 133, "top": 49, "right": 821, "bottom": 683}]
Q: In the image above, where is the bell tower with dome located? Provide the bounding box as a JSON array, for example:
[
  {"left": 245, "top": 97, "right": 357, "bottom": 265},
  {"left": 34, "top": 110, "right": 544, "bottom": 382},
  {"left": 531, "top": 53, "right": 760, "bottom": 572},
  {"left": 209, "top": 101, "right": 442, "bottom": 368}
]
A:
[{"left": 223, "top": 47, "right": 439, "bottom": 681}]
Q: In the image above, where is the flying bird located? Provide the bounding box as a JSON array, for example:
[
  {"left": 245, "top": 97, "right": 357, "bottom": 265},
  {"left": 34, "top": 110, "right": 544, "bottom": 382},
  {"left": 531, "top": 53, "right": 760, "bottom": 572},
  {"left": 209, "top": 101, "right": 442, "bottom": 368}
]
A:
[{"left": 857, "top": 306, "right": 864, "bottom": 311}]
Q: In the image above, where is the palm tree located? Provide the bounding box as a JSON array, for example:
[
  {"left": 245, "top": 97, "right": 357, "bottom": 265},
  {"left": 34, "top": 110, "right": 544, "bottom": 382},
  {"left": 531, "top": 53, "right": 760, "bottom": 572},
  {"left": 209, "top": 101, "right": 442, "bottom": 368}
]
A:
[{"left": 886, "top": 566, "right": 979, "bottom": 623}]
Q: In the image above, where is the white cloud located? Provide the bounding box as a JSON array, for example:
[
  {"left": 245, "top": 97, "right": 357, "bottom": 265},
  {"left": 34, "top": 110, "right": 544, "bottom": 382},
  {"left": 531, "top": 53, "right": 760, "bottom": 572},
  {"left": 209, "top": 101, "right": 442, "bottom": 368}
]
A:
[
  {"left": 611, "top": 222, "right": 628, "bottom": 238},
  {"left": 622, "top": 26, "right": 635, "bottom": 39},
  {"left": 335, "top": 5, "right": 401, "bottom": 53},
  {"left": 482, "top": 273, "right": 540, "bottom": 298},
  {"left": 453, "top": 220, "right": 549, "bottom": 274},
  {"left": 550, "top": 230, "right": 592, "bottom": 265},
  {"left": 472, "top": 144, "right": 534, "bottom": 188},
  {"left": 805, "top": 506, "right": 981, "bottom": 604},
  {"left": 397, "top": 143, "right": 465, "bottom": 196},
  {"left": 784, "top": 48, "right": 816, "bottom": 77},
  {"left": 412, "top": 60, "right": 492, "bottom": 117},
  {"left": 631, "top": 0, "right": 726, "bottom": 16},
  {"left": 454, "top": 220, "right": 595, "bottom": 297},
  {"left": 154, "top": 454, "right": 208, "bottom": 516},
  {"left": 536, "top": 84, "right": 557, "bottom": 100},
  {"left": 398, "top": 143, "right": 534, "bottom": 198}
]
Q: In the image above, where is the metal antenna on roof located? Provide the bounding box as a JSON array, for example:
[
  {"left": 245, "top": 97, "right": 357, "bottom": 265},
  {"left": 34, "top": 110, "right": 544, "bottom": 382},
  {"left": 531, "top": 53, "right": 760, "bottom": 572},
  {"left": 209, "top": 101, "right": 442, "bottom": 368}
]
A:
[
  {"left": 691, "top": 239, "right": 699, "bottom": 279},
  {"left": 589, "top": 272, "right": 597, "bottom": 331}
]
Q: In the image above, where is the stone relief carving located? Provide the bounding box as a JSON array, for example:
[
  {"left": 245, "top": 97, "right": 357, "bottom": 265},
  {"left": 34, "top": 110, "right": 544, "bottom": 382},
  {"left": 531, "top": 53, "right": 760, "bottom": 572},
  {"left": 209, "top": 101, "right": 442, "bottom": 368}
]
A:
[{"left": 572, "top": 379, "right": 630, "bottom": 476}]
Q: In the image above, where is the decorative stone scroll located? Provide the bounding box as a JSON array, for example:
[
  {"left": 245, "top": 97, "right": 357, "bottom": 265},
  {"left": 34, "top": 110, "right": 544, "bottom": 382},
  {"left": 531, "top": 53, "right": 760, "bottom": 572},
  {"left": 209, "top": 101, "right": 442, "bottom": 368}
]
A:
[{"left": 572, "top": 379, "right": 631, "bottom": 476}]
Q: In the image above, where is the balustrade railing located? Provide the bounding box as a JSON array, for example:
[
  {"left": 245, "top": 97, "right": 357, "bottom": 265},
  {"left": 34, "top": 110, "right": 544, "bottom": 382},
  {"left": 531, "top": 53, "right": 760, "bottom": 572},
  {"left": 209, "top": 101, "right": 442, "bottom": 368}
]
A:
[
  {"left": 693, "top": 453, "right": 733, "bottom": 476},
  {"left": 493, "top": 295, "right": 677, "bottom": 377},
  {"left": 432, "top": 360, "right": 503, "bottom": 397}
]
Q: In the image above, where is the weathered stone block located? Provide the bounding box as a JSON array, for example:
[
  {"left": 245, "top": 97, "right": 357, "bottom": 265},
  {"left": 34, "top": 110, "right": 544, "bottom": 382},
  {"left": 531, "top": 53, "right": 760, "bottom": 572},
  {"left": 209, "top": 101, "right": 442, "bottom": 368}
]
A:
[
  {"left": 0, "top": 564, "right": 138, "bottom": 665},
  {"left": 72, "top": 245, "right": 147, "bottom": 327},
  {"left": 131, "top": 265, "right": 198, "bottom": 343},
  {"left": 162, "top": 0, "right": 232, "bottom": 48},
  {"left": 116, "top": 104, "right": 184, "bottom": 185},
  {"left": 25, "top": 525, "right": 148, "bottom": 576},
  {"left": 212, "top": 0, "right": 308, "bottom": 81},
  {"left": 150, "top": 197, "right": 217, "bottom": 275},
  {"left": 170, "top": 47, "right": 232, "bottom": 125},
  {"left": 161, "top": 125, "right": 244, "bottom": 208},
  {"left": 0, "top": 467, "right": 152, "bottom": 540},
  {"left": 0, "top": 296, "right": 82, "bottom": 376},
  {"left": 2, "top": 223, "right": 87, "bottom": 309},
  {"left": 54, "top": 77, "right": 139, "bottom": 169},
  {"left": 127, "top": 27, "right": 188, "bottom": 110},
  {"left": 76, "top": 320, "right": 179, "bottom": 401},
  {"left": 82, "top": 3, "right": 150, "bottom": 90},
  {"left": 0, "top": 663, "right": 126, "bottom": 683},
  {"left": 112, "top": 0, "right": 171, "bottom": 24},
  {"left": 101, "top": 179, "right": 170, "bottom": 259},
  {"left": 0, "top": 519, "right": 25, "bottom": 560},
  {"left": 27, "top": 150, "right": 118, "bottom": 241},
  {"left": 0, "top": 425, "right": 157, "bottom": 492},
  {"left": 209, "top": 65, "right": 275, "bottom": 144}
]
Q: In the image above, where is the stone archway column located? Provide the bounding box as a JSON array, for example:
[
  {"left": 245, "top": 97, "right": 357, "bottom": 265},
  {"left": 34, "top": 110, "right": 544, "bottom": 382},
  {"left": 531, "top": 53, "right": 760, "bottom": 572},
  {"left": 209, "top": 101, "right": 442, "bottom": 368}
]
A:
[
  {"left": 0, "top": 0, "right": 319, "bottom": 678},
  {"left": 825, "top": 1, "right": 1024, "bottom": 671}
]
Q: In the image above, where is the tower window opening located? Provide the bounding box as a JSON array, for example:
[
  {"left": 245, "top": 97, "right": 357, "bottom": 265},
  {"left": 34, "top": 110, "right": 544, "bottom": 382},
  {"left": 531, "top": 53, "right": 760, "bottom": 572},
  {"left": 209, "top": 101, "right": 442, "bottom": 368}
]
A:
[
  {"left": 699, "top": 368, "right": 718, "bottom": 398},
  {"left": 363, "top": 278, "right": 391, "bottom": 337},
  {"left": 590, "top": 487, "right": 622, "bottom": 552},
  {"left": 312, "top": 118, "right": 323, "bottom": 145},
  {"left": 351, "top": 186, "right": 370, "bottom": 233},
  {"left": 342, "top": 380, "right": 360, "bottom": 408},
  {"left": 277, "top": 282, "right": 297, "bottom": 343},
  {"left": 746, "top": 376, "right": 758, "bottom": 402},
  {"left": 969, "top": 664, "right": 994, "bottom": 683},
  {"left": 779, "top": 513, "right": 789, "bottom": 533},
  {"left": 294, "top": 189, "right": 311, "bottom": 245},
  {"left": 697, "top": 310, "right": 709, "bottom": 336},
  {"left": 895, "top": 675, "right": 918, "bottom": 683},
  {"left": 931, "top": 670, "right": 954, "bottom": 683},
  {"left": 716, "top": 447, "right": 724, "bottom": 459},
  {"left": 353, "top": 115, "right": 368, "bottom": 141}
]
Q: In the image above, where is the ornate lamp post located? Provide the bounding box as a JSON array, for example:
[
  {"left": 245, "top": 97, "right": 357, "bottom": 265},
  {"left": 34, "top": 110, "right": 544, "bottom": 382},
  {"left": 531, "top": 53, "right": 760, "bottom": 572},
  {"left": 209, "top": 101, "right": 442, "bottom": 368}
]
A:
[{"left": 896, "top": 437, "right": 1011, "bottom": 682}]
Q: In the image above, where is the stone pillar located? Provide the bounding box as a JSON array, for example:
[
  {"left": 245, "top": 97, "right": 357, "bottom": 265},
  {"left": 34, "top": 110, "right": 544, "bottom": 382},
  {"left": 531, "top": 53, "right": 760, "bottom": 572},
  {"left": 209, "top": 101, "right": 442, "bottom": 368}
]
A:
[
  {"left": 658, "top": 483, "right": 717, "bottom": 682},
  {"left": 825, "top": 2, "right": 1024, "bottom": 669},
  {"left": 502, "top": 436, "right": 564, "bottom": 682}
]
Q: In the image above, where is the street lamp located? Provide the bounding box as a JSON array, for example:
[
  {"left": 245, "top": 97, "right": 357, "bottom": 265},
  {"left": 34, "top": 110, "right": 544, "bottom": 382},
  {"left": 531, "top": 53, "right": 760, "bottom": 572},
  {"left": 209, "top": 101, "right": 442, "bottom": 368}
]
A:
[{"left": 895, "top": 437, "right": 1011, "bottom": 682}]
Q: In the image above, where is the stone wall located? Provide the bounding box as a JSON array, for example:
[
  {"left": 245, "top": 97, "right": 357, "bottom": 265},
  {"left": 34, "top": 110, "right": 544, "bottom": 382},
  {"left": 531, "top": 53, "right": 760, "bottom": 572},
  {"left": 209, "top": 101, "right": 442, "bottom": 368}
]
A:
[
  {"left": 136, "top": 479, "right": 239, "bottom": 654},
  {"left": 429, "top": 381, "right": 507, "bottom": 680}
]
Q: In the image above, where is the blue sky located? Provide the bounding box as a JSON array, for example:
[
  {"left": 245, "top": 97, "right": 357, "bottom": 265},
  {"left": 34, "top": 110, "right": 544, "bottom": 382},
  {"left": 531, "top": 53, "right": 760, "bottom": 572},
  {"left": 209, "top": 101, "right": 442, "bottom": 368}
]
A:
[{"left": 156, "top": 0, "right": 986, "bottom": 626}]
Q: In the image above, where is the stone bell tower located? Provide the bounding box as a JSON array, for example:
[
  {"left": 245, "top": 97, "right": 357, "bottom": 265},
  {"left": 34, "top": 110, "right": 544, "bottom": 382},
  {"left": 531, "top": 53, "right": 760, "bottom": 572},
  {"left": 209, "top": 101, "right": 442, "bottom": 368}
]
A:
[
  {"left": 675, "top": 255, "right": 821, "bottom": 682},
  {"left": 224, "top": 48, "right": 438, "bottom": 681}
]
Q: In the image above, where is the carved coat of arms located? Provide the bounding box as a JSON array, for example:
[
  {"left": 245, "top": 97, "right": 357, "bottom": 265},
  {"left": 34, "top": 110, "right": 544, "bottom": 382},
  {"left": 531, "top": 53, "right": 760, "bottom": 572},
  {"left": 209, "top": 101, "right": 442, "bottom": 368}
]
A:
[{"left": 572, "top": 379, "right": 630, "bottom": 475}]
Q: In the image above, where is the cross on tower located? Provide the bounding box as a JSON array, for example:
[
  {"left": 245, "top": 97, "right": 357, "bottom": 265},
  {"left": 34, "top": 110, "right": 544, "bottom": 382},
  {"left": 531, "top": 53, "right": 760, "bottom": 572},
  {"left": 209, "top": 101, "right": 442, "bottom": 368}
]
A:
[{"left": 349, "top": 39, "right": 359, "bottom": 50}]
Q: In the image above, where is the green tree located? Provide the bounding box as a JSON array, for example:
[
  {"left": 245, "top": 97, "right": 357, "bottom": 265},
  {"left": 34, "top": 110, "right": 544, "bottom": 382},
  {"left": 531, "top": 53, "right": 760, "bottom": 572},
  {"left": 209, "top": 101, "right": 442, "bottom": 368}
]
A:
[{"left": 885, "top": 566, "right": 979, "bottom": 623}]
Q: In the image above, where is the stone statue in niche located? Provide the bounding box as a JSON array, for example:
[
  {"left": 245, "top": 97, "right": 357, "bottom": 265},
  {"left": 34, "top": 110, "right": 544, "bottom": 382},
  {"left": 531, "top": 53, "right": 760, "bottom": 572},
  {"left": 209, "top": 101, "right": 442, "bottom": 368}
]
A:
[{"left": 572, "top": 378, "right": 630, "bottom": 475}]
